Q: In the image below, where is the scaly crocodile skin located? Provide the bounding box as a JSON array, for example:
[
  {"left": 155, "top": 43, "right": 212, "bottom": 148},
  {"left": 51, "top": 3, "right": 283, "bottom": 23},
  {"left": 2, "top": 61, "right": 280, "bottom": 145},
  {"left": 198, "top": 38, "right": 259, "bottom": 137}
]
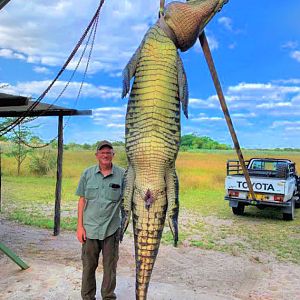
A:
[
  {"left": 165, "top": 0, "right": 229, "bottom": 51},
  {"left": 122, "top": 25, "right": 184, "bottom": 299},
  {"left": 121, "top": 1, "right": 228, "bottom": 299}
]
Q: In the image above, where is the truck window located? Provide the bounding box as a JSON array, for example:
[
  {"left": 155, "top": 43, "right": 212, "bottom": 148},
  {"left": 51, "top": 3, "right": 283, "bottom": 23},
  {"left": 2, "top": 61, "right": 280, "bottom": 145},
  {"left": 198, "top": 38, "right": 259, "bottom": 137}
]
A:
[
  {"left": 251, "top": 161, "right": 263, "bottom": 170},
  {"left": 265, "top": 162, "right": 276, "bottom": 170},
  {"left": 250, "top": 160, "right": 286, "bottom": 171}
]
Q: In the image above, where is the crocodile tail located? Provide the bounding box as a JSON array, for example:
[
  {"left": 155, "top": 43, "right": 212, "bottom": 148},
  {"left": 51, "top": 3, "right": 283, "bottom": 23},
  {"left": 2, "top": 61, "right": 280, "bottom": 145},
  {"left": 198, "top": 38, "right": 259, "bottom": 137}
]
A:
[
  {"left": 133, "top": 190, "right": 167, "bottom": 300},
  {"left": 134, "top": 223, "right": 165, "bottom": 300}
]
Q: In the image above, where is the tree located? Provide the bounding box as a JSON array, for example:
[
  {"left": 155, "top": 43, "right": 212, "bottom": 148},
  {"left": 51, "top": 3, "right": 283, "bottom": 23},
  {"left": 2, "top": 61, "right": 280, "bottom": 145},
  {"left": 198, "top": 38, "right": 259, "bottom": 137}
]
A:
[
  {"left": 82, "top": 143, "right": 91, "bottom": 150},
  {"left": 180, "top": 134, "right": 231, "bottom": 150},
  {"left": 112, "top": 141, "right": 125, "bottom": 147},
  {"left": 180, "top": 134, "right": 196, "bottom": 148},
  {"left": 10, "top": 124, "right": 33, "bottom": 175},
  {"left": 30, "top": 135, "right": 44, "bottom": 145},
  {"left": 0, "top": 118, "right": 38, "bottom": 175}
]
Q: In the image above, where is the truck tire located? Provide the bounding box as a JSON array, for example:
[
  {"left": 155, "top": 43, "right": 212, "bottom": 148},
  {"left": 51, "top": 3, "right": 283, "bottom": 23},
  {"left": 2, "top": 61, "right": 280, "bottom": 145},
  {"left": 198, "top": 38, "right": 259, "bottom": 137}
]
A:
[
  {"left": 294, "top": 195, "right": 300, "bottom": 208},
  {"left": 283, "top": 200, "right": 295, "bottom": 221},
  {"left": 232, "top": 203, "right": 245, "bottom": 215}
]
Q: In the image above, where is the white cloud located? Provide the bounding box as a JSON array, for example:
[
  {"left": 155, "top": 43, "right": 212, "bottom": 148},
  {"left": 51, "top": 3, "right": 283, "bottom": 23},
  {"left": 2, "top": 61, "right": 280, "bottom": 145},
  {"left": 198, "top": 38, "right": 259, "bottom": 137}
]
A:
[
  {"left": 285, "top": 126, "right": 300, "bottom": 132},
  {"left": 256, "top": 102, "right": 292, "bottom": 109},
  {"left": 189, "top": 97, "right": 217, "bottom": 108},
  {"left": 271, "top": 121, "right": 300, "bottom": 128},
  {"left": 227, "top": 82, "right": 300, "bottom": 102},
  {"left": 93, "top": 106, "right": 125, "bottom": 113},
  {"left": 272, "top": 78, "right": 300, "bottom": 85},
  {"left": 0, "top": 48, "right": 26, "bottom": 60},
  {"left": 206, "top": 35, "right": 219, "bottom": 50},
  {"left": 281, "top": 41, "right": 298, "bottom": 49},
  {"left": 193, "top": 33, "right": 219, "bottom": 52},
  {"left": 107, "top": 124, "right": 125, "bottom": 128},
  {"left": 190, "top": 116, "right": 223, "bottom": 122},
  {"left": 290, "top": 51, "right": 300, "bottom": 63},
  {"left": 291, "top": 93, "right": 300, "bottom": 103},
  {"left": 0, "top": 0, "right": 159, "bottom": 73},
  {"left": 92, "top": 106, "right": 126, "bottom": 128},
  {"left": 33, "top": 66, "right": 52, "bottom": 75},
  {"left": 231, "top": 112, "right": 256, "bottom": 118},
  {"left": 218, "top": 17, "right": 233, "bottom": 31},
  {"left": 189, "top": 79, "right": 300, "bottom": 120},
  {"left": 109, "top": 71, "right": 122, "bottom": 78},
  {"left": 1, "top": 80, "right": 122, "bottom": 100}
]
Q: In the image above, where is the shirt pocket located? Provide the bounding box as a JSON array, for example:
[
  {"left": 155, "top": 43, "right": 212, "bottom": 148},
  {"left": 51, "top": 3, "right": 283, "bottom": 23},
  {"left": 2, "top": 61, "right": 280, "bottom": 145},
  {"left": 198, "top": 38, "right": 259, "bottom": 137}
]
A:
[
  {"left": 107, "top": 183, "right": 121, "bottom": 202},
  {"left": 85, "top": 185, "right": 99, "bottom": 200}
]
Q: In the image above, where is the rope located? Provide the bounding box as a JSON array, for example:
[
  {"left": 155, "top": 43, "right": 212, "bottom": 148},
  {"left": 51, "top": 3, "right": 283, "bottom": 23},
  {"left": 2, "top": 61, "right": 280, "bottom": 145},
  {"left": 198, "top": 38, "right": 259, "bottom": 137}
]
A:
[
  {"left": 12, "top": 127, "right": 54, "bottom": 149},
  {"left": 31, "top": 7, "right": 98, "bottom": 120},
  {"left": 55, "top": 4, "right": 100, "bottom": 142},
  {"left": 0, "top": 0, "right": 105, "bottom": 137},
  {"left": 9, "top": 4, "right": 101, "bottom": 150}
]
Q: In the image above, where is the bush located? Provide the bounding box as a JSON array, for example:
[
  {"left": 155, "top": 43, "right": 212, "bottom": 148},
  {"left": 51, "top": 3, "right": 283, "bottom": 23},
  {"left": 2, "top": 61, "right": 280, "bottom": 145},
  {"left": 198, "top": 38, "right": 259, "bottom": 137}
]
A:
[{"left": 29, "top": 150, "right": 56, "bottom": 175}]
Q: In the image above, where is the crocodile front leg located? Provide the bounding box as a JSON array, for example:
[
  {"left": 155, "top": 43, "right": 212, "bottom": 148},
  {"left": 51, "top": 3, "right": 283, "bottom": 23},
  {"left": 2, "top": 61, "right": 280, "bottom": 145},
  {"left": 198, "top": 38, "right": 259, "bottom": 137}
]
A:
[{"left": 120, "top": 164, "right": 135, "bottom": 241}]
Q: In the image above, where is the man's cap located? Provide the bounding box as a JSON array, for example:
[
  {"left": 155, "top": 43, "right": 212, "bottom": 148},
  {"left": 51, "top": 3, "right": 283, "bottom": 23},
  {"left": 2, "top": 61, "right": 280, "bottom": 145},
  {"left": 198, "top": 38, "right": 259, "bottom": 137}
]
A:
[{"left": 96, "top": 140, "right": 113, "bottom": 151}]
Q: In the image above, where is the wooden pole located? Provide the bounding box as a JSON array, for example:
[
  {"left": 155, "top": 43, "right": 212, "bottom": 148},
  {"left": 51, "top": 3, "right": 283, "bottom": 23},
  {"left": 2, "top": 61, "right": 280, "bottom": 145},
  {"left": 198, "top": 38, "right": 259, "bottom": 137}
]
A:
[
  {"left": 199, "top": 31, "right": 256, "bottom": 200},
  {"left": 54, "top": 115, "right": 63, "bottom": 236}
]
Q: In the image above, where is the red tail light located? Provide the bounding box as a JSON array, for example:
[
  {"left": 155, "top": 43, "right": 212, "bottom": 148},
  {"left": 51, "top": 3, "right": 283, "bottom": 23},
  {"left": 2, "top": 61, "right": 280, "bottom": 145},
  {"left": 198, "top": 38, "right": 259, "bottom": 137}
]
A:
[
  {"left": 229, "top": 190, "right": 239, "bottom": 197},
  {"left": 274, "top": 195, "right": 284, "bottom": 202}
]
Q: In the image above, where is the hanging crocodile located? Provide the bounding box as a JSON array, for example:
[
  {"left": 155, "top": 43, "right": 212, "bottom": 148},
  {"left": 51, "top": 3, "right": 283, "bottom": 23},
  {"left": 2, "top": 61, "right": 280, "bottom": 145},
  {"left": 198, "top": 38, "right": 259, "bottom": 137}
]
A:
[{"left": 121, "top": 0, "right": 228, "bottom": 299}]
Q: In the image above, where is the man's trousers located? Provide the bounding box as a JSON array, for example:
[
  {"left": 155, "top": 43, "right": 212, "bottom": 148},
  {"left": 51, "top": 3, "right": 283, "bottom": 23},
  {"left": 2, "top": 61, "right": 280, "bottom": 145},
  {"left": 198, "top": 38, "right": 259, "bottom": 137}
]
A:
[{"left": 81, "top": 229, "right": 120, "bottom": 300}]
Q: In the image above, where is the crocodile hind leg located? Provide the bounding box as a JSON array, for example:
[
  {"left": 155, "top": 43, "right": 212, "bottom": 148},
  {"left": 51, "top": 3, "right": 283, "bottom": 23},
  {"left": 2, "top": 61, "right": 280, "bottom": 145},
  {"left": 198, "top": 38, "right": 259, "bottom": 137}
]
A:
[
  {"left": 120, "top": 164, "right": 135, "bottom": 241},
  {"left": 166, "top": 165, "right": 179, "bottom": 247}
]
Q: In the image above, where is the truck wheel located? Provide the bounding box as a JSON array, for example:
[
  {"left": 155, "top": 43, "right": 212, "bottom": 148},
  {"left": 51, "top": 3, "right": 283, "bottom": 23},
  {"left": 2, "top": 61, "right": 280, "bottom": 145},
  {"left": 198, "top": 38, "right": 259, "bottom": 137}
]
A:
[
  {"left": 283, "top": 201, "right": 295, "bottom": 221},
  {"left": 232, "top": 203, "right": 245, "bottom": 215}
]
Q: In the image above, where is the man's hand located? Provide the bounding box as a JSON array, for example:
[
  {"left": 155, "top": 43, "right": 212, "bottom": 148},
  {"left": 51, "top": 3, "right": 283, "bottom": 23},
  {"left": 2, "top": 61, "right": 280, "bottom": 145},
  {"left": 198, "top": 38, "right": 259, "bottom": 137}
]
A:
[{"left": 77, "top": 225, "right": 86, "bottom": 243}]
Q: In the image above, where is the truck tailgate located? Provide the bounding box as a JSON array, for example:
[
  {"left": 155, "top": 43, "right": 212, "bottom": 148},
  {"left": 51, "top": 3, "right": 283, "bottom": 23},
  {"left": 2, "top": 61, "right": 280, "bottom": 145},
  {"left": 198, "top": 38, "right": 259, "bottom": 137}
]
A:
[{"left": 225, "top": 176, "right": 285, "bottom": 194}]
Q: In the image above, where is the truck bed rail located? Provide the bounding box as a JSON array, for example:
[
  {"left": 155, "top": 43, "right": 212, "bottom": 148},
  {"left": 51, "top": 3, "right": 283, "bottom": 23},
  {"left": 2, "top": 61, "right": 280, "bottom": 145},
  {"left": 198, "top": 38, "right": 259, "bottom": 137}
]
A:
[
  {"left": 227, "top": 160, "right": 249, "bottom": 176},
  {"left": 227, "top": 159, "right": 296, "bottom": 179}
]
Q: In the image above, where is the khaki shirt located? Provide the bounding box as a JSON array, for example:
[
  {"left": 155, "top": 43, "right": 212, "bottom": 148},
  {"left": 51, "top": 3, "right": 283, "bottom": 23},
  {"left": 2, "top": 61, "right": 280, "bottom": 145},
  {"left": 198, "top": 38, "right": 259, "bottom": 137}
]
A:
[{"left": 76, "top": 164, "right": 125, "bottom": 240}]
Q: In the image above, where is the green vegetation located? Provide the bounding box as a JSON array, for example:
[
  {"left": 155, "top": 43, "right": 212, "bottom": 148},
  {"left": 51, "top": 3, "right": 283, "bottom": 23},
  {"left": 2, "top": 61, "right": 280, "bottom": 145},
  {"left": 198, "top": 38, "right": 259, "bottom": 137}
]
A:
[
  {"left": 1, "top": 147, "right": 300, "bottom": 263},
  {"left": 180, "top": 134, "right": 231, "bottom": 150},
  {"left": 29, "top": 150, "right": 57, "bottom": 175}
]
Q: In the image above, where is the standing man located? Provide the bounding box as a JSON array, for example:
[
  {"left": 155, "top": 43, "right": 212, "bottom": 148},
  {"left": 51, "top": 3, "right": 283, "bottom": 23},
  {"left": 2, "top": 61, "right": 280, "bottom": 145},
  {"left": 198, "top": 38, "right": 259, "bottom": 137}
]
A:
[{"left": 76, "top": 140, "right": 125, "bottom": 300}]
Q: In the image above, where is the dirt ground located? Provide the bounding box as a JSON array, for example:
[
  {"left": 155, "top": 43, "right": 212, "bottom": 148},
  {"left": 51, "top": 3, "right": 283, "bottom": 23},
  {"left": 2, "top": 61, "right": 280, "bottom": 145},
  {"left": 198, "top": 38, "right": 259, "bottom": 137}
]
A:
[{"left": 1, "top": 218, "right": 300, "bottom": 300}]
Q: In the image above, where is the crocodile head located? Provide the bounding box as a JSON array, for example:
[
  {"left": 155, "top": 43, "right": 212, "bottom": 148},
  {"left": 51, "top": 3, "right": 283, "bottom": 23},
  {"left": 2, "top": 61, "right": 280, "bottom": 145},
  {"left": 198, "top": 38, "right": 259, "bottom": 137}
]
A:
[{"left": 163, "top": 0, "right": 228, "bottom": 51}]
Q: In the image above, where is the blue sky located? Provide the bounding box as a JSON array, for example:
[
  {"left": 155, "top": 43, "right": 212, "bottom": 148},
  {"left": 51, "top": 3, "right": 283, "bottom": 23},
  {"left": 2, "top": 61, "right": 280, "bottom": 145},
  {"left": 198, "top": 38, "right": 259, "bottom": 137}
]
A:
[{"left": 0, "top": 0, "right": 300, "bottom": 148}]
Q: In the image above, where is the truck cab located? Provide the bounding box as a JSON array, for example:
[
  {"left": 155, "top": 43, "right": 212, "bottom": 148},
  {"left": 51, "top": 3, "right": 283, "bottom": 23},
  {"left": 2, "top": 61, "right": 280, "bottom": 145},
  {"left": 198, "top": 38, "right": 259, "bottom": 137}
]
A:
[{"left": 225, "top": 158, "right": 300, "bottom": 220}]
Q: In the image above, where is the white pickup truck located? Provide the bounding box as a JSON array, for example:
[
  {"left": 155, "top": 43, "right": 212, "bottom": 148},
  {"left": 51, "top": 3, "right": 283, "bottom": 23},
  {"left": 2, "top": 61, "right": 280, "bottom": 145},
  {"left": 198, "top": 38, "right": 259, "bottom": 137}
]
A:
[{"left": 225, "top": 158, "right": 300, "bottom": 220}]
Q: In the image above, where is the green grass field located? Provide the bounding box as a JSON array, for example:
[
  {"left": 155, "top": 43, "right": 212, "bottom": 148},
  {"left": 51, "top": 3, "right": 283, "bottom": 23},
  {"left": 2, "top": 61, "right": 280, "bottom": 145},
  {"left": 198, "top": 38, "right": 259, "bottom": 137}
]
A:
[{"left": 1, "top": 148, "right": 300, "bottom": 263}]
